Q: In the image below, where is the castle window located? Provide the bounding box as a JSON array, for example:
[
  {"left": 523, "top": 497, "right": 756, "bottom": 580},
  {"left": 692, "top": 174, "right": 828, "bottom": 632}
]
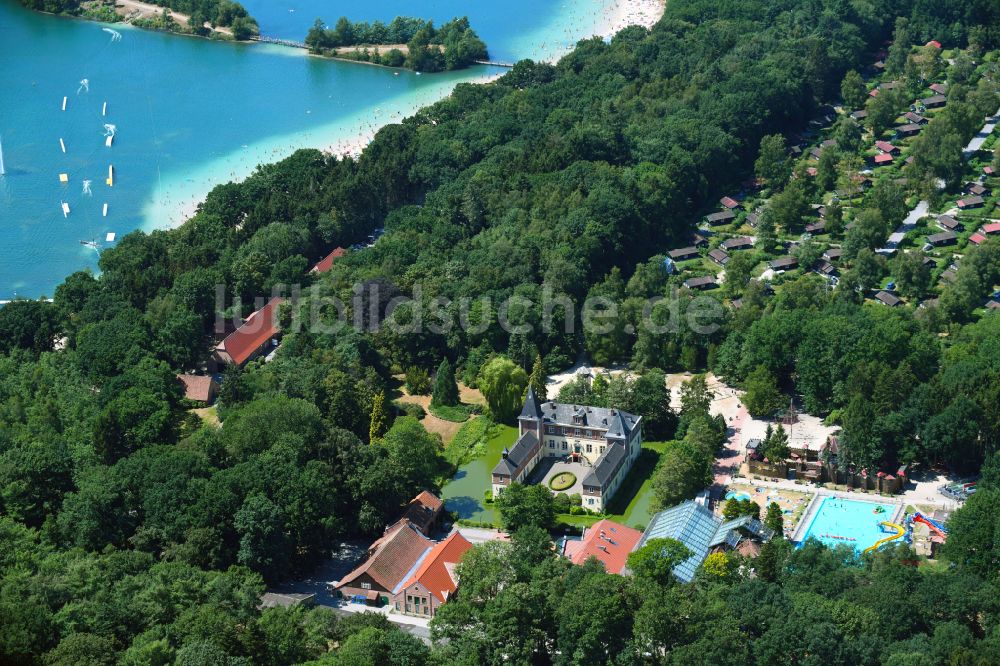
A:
[
  {"left": 562, "top": 442, "right": 568, "bottom": 451},
  {"left": 586, "top": 444, "right": 592, "bottom": 453}
]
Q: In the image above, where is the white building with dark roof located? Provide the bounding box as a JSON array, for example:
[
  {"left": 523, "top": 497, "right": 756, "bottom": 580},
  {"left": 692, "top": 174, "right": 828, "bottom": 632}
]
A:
[{"left": 492, "top": 388, "right": 643, "bottom": 512}]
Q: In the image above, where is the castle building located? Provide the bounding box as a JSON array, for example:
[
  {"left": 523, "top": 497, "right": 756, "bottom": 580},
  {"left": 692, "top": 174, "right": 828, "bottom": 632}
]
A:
[{"left": 491, "top": 388, "right": 643, "bottom": 512}]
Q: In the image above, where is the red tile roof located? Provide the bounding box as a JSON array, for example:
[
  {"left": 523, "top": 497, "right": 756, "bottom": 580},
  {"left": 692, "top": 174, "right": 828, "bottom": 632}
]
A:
[
  {"left": 398, "top": 531, "right": 473, "bottom": 603},
  {"left": 568, "top": 519, "right": 643, "bottom": 575},
  {"left": 984, "top": 223, "right": 1000, "bottom": 235},
  {"left": 176, "top": 374, "right": 217, "bottom": 403},
  {"left": 926, "top": 40, "right": 942, "bottom": 49},
  {"left": 720, "top": 196, "right": 740, "bottom": 210},
  {"left": 970, "top": 232, "right": 987, "bottom": 245},
  {"left": 217, "top": 297, "right": 286, "bottom": 366},
  {"left": 401, "top": 491, "right": 444, "bottom": 535},
  {"left": 874, "top": 141, "right": 897, "bottom": 153},
  {"left": 874, "top": 153, "right": 893, "bottom": 164},
  {"left": 311, "top": 247, "right": 347, "bottom": 274},
  {"left": 337, "top": 521, "right": 434, "bottom": 593}
]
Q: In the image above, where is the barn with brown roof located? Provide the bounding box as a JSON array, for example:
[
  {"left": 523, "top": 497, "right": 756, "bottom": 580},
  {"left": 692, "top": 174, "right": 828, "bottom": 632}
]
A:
[
  {"left": 401, "top": 490, "right": 444, "bottom": 536},
  {"left": 177, "top": 374, "right": 219, "bottom": 404},
  {"left": 334, "top": 521, "right": 435, "bottom": 606}
]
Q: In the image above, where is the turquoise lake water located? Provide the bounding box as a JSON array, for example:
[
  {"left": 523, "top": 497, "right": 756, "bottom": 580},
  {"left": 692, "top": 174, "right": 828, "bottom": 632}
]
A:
[
  {"left": 0, "top": 0, "right": 614, "bottom": 298},
  {"left": 241, "top": 0, "right": 610, "bottom": 64},
  {"left": 798, "top": 497, "right": 900, "bottom": 552}
]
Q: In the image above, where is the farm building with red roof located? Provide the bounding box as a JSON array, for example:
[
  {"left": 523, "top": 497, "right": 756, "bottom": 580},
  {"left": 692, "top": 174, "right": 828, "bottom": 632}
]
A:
[
  {"left": 311, "top": 247, "right": 347, "bottom": 274},
  {"left": 563, "top": 519, "right": 643, "bottom": 575},
  {"left": 391, "top": 531, "right": 473, "bottom": 617},
  {"left": 214, "top": 297, "right": 286, "bottom": 367}
]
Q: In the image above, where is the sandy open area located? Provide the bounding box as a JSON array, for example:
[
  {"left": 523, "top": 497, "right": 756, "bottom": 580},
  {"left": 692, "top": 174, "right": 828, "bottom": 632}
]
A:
[
  {"left": 109, "top": 0, "right": 232, "bottom": 36},
  {"left": 600, "top": 0, "right": 665, "bottom": 39},
  {"left": 727, "top": 482, "right": 813, "bottom": 539},
  {"left": 396, "top": 382, "right": 485, "bottom": 445}
]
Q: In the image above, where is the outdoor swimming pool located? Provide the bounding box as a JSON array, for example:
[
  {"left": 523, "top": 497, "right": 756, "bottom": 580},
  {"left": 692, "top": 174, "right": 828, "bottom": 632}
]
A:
[{"left": 798, "top": 496, "right": 900, "bottom": 552}]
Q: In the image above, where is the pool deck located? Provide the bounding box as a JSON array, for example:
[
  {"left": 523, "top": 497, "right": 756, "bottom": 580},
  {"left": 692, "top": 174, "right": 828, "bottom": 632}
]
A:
[{"left": 791, "top": 490, "right": 903, "bottom": 543}]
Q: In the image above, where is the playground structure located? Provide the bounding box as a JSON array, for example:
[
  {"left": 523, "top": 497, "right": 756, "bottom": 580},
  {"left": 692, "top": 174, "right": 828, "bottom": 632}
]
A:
[
  {"left": 940, "top": 480, "right": 976, "bottom": 502},
  {"left": 863, "top": 511, "right": 948, "bottom": 554}
]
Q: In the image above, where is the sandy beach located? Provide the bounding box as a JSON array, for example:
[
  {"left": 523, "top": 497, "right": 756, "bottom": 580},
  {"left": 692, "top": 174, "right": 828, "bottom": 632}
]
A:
[
  {"left": 146, "top": 0, "right": 666, "bottom": 230},
  {"left": 600, "top": 0, "right": 666, "bottom": 39}
]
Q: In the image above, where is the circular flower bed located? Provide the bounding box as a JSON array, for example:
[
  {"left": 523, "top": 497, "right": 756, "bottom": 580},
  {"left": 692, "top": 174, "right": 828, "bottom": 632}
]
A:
[{"left": 549, "top": 472, "right": 577, "bottom": 491}]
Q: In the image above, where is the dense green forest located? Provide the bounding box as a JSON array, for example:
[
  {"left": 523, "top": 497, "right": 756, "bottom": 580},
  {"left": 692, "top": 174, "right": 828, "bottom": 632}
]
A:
[
  {"left": 305, "top": 16, "right": 488, "bottom": 71},
  {"left": 4, "top": 0, "right": 1000, "bottom": 662}
]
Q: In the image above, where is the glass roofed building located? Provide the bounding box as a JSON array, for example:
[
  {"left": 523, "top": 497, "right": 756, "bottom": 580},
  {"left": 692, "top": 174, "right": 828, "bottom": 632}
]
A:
[{"left": 634, "top": 500, "right": 775, "bottom": 582}]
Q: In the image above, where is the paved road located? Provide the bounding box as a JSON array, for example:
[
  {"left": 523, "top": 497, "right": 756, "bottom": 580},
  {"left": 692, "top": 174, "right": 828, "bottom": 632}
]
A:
[
  {"left": 318, "top": 605, "right": 432, "bottom": 643},
  {"left": 879, "top": 106, "right": 999, "bottom": 253},
  {"left": 963, "top": 107, "right": 1000, "bottom": 156}
]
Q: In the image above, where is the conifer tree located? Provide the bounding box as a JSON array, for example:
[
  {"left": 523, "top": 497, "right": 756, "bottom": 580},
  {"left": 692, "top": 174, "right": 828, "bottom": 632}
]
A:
[
  {"left": 369, "top": 390, "right": 389, "bottom": 443},
  {"left": 765, "top": 501, "right": 784, "bottom": 536},
  {"left": 528, "top": 354, "right": 547, "bottom": 401},
  {"left": 432, "top": 358, "right": 460, "bottom": 407}
]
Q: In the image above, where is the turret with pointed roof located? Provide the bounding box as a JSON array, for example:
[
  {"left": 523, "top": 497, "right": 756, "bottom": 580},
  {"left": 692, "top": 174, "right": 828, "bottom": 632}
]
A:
[{"left": 520, "top": 386, "right": 544, "bottom": 420}]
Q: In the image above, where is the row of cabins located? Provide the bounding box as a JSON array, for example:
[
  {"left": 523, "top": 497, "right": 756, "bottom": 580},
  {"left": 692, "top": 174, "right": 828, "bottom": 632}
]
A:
[{"left": 747, "top": 430, "right": 907, "bottom": 494}]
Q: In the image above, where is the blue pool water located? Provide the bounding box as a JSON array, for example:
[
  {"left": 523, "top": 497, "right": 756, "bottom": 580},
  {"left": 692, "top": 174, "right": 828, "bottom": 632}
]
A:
[
  {"left": 798, "top": 497, "right": 899, "bottom": 552},
  {"left": 725, "top": 491, "right": 751, "bottom": 501}
]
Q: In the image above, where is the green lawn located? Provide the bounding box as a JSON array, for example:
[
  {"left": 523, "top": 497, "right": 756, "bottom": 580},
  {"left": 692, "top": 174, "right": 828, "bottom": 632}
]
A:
[
  {"left": 559, "top": 441, "right": 668, "bottom": 532},
  {"left": 429, "top": 402, "right": 472, "bottom": 423}
]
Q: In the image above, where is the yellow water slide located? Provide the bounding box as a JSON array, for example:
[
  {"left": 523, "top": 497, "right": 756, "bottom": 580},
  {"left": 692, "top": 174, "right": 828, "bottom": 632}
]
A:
[{"left": 863, "top": 522, "right": 905, "bottom": 553}]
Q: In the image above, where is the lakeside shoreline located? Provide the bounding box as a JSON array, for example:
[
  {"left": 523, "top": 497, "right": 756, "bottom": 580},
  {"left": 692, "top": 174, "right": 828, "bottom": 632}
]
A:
[
  {"left": 141, "top": 68, "right": 506, "bottom": 231},
  {"left": 145, "top": 0, "right": 666, "bottom": 232}
]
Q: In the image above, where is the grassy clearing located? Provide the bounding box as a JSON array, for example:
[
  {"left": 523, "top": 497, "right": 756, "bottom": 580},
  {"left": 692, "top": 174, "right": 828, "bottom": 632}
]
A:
[{"left": 430, "top": 403, "right": 473, "bottom": 423}]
